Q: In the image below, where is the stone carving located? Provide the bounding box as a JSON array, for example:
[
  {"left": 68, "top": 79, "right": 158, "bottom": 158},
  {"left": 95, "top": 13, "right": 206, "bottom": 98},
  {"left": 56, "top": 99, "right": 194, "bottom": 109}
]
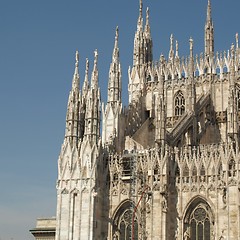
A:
[
  {"left": 48, "top": 1, "right": 240, "bottom": 240},
  {"left": 183, "top": 228, "right": 190, "bottom": 240},
  {"left": 61, "top": 188, "right": 69, "bottom": 194}
]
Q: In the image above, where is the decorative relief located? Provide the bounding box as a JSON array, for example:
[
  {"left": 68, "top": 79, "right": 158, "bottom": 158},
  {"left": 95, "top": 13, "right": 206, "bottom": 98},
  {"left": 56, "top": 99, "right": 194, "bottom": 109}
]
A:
[
  {"left": 228, "top": 177, "right": 237, "bottom": 186},
  {"left": 199, "top": 185, "right": 206, "bottom": 192},
  {"left": 82, "top": 188, "right": 89, "bottom": 194},
  {"left": 191, "top": 185, "right": 197, "bottom": 192},
  {"left": 216, "top": 111, "right": 227, "bottom": 123},
  {"left": 182, "top": 185, "right": 189, "bottom": 192},
  {"left": 112, "top": 188, "right": 118, "bottom": 196},
  {"left": 121, "top": 188, "right": 127, "bottom": 195},
  {"left": 62, "top": 188, "right": 69, "bottom": 194},
  {"left": 208, "top": 184, "right": 215, "bottom": 192}
]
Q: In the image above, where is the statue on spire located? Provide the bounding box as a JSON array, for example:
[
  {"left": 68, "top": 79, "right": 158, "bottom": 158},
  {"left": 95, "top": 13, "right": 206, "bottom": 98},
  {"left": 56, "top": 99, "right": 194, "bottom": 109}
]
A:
[
  {"left": 169, "top": 34, "right": 174, "bottom": 60},
  {"left": 94, "top": 49, "right": 98, "bottom": 66},
  {"left": 139, "top": 0, "right": 143, "bottom": 17},
  {"left": 75, "top": 50, "right": 79, "bottom": 67},
  {"left": 114, "top": 26, "right": 119, "bottom": 49},
  {"left": 85, "top": 58, "right": 89, "bottom": 75},
  {"left": 205, "top": 0, "right": 214, "bottom": 57},
  {"left": 236, "top": 33, "right": 239, "bottom": 49}
]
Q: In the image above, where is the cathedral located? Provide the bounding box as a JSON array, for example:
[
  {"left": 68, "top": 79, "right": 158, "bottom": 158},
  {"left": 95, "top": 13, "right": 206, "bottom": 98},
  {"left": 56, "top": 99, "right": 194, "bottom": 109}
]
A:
[{"left": 30, "top": 0, "right": 240, "bottom": 239}]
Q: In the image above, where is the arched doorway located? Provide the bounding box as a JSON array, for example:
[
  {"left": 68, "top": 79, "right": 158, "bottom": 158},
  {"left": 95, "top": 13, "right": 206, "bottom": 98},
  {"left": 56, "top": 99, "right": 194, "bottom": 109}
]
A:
[{"left": 183, "top": 197, "right": 214, "bottom": 240}]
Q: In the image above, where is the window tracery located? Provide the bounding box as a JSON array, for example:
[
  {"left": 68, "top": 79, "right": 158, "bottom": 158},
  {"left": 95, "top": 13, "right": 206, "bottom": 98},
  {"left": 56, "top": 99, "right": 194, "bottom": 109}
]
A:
[
  {"left": 174, "top": 91, "right": 185, "bottom": 116},
  {"left": 113, "top": 204, "right": 139, "bottom": 240},
  {"left": 184, "top": 200, "right": 213, "bottom": 240}
]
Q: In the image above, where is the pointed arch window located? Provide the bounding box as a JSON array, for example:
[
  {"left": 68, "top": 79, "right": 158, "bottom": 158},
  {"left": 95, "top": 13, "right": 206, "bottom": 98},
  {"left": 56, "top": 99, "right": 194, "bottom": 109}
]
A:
[
  {"left": 184, "top": 199, "right": 214, "bottom": 240},
  {"left": 112, "top": 202, "right": 139, "bottom": 240},
  {"left": 118, "top": 209, "right": 138, "bottom": 240},
  {"left": 174, "top": 91, "right": 185, "bottom": 116}
]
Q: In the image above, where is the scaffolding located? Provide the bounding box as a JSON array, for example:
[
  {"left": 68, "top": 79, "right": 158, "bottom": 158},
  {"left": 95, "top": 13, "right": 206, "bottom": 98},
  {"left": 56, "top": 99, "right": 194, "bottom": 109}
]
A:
[{"left": 124, "top": 152, "right": 148, "bottom": 240}]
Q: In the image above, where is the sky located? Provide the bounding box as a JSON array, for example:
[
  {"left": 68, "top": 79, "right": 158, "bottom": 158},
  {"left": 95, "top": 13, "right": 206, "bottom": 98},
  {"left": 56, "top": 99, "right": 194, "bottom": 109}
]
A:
[{"left": 0, "top": 0, "right": 239, "bottom": 239}]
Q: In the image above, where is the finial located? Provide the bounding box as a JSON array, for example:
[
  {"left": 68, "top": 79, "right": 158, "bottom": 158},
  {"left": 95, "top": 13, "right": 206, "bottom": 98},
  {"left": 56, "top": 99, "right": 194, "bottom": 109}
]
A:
[
  {"left": 72, "top": 50, "right": 80, "bottom": 90},
  {"left": 94, "top": 49, "right": 98, "bottom": 66},
  {"left": 189, "top": 37, "right": 193, "bottom": 57},
  {"left": 83, "top": 58, "right": 89, "bottom": 93},
  {"left": 112, "top": 27, "right": 119, "bottom": 62},
  {"left": 73, "top": 50, "right": 80, "bottom": 77},
  {"left": 207, "top": 0, "right": 212, "bottom": 22},
  {"left": 231, "top": 43, "right": 235, "bottom": 57},
  {"left": 170, "top": 34, "right": 174, "bottom": 50},
  {"left": 115, "top": 26, "right": 119, "bottom": 47},
  {"left": 168, "top": 34, "right": 174, "bottom": 59},
  {"left": 116, "top": 26, "right": 119, "bottom": 39},
  {"left": 75, "top": 50, "right": 79, "bottom": 67},
  {"left": 139, "top": 0, "right": 143, "bottom": 16},
  {"left": 189, "top": 37, "right": 193, "bottom": 50},
  {"left": 236, "top": 33, "right": 239, "bottom": 49},
  {"left": 224, "top": 51, "right": 227, "bottom": 59},
  {"left": 85, "top": 58, "right": 89, "bottom": 75},
  {"left": 176, "top": 40, "right": 179, "bottom": 58},
  {"left": 137, "top": 0, "right": 143, "bottom": 31},
  {"left": 146, "top": 7, "right": 149, "bottom": 23}
]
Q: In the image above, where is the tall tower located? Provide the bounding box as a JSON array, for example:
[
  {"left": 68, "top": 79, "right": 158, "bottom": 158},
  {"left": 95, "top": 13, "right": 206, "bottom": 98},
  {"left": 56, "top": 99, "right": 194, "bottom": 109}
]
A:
[
  {"left": 129, "top": 0, "right": 153, "bottom": 102},
  {"left": 64, "top": 51, "right": 82, "bottom": 147},
  {"left": 102, "top": 27, "right": 123, "bottom": 151},
  {"left": 83, "top": 50, "right": 101, "bottom": 144},
  {"left": 205, "top": 0, "right": 214, "bottom": 58},
  {"left": 133, "top": 0, "right": 144, "bottom": 67},
  {"left": 55, "top": 51, "right": 104, "bottom": 240}
]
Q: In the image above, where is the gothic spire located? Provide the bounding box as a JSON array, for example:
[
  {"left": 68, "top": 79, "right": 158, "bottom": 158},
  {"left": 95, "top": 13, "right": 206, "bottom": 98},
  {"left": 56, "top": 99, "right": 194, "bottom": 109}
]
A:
[
  {"left": 65, "top": 51, "right": 82, "bottom": 146},
  {"left": 91, "top": 49, "right": 99, "bottom": 89},
  {"left": 206, "top": 0, "right": 212, "bottom": 23},
  {"left": 138, "top": 0, "right": 143, "bottom": 31},
  {"left": 175, "top": 40, "right": 179, "bottom": 59},
  {"left": 72, "top": 50, "right": 80, "bottom": 90},
  {"left": 205, "top": 0, "right": 214, "bottom": 57},
  {"left": 236, "top": 33, "right": 239, "bottom": 50},
  {"left": 112, "top": 26, "right": 119, "bottom": 63},
  {"left": 144, "top": 7, "right": 150, "bottom": 36},
  {"left": 189, "top": 37, "right": 194, "bottom": 59},
  {"left": 188, "top": 38, "right": 195, "bottom": 109},
  {"left": 108, "top": 26, "right": 122, "bottom": 103},
  {"left": 144, "top": 7, "right": 153, "bottom": 64},
  {"left": 84, "top": 50, "right": 101, "bottom": 144},
  {"left": 169, "top": 34, "right": 174, "bottom": 60},
  {"left": 82, "top": 58, "right": 89, "bottom": 96}
]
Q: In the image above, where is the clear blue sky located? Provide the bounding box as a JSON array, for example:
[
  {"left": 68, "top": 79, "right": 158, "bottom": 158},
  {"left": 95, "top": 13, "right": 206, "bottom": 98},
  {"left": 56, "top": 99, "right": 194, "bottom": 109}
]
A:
[{"left": 0, "top": 1, "right": 239, "bottom": 239}]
